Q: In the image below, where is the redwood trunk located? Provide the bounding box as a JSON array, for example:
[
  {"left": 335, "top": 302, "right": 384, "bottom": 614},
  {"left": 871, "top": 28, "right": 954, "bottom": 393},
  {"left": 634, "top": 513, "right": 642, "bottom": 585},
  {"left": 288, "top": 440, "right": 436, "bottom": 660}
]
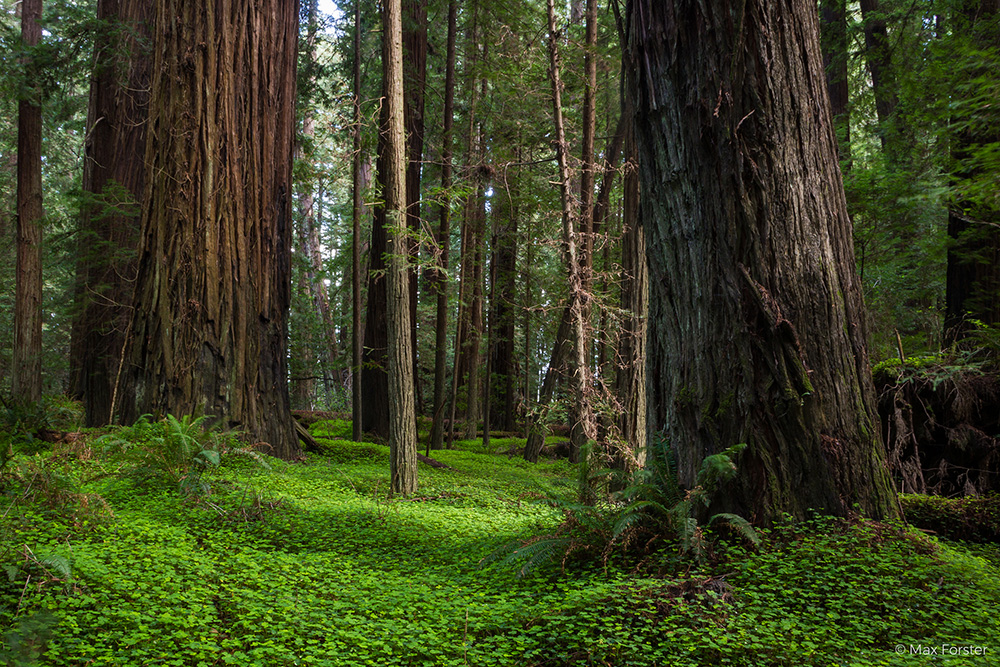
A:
[
  {"left": 383, "top": 0, "right": 419, "bottom": 494},
  {"left": 403, "top": 0, "right": 427, "bottom": 415},
  {"left": 13, "top": 0, "right": 44, "bottom": 404},
  {"left": 628, "top": 0, "right": 899, "bottom": 522},
  {"left": 352, "top": 0, "right": 364, "bottom": 441},
  {"left": 125, "top": 0, "right": 300, "bottom": 459},
  {"left": 71, "top": 0, "right": 150, "bottom": 425},
  {"left": 428, "top": 0, "right": 457, "bottom": 450}
]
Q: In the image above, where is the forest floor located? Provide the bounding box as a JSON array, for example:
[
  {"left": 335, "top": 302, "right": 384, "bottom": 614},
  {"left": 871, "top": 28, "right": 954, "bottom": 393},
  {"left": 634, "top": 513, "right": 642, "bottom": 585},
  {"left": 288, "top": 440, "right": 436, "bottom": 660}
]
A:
[{"left": 2, "top": 416, "right": 999, "bottom": 666}]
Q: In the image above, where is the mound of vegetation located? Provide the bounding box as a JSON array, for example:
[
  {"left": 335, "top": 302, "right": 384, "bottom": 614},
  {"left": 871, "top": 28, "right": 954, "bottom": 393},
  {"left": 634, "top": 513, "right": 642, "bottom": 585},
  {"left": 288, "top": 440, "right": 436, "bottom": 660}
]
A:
[{"left": 874, "top": 351, "right": 1000, "bottom": 496}]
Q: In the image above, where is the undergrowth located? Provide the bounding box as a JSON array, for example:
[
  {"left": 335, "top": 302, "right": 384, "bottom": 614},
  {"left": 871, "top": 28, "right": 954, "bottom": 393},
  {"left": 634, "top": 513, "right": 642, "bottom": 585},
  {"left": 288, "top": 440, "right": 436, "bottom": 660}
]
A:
[{"left": 0, "top": 417, "right": 997, "bottom": 666}]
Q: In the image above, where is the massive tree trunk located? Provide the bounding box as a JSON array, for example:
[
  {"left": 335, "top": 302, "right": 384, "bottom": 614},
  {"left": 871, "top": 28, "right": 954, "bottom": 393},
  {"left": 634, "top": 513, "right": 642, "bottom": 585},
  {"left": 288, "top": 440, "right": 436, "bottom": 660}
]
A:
[
  {"left": 383, "top": 0, "right": 419, "bottom": 494},
  {"left": 124, "top": 0, "right": 301, "bottom": 459},
  {"left": 627, "top": 0, "right": 899, "bottom": 523},
  {"left": 13, "top": 0, "right": 44, "bottom": 404},
  {"left": 71, "top": 0, "right": 150, "bottom": 425},
  {"left": 428, "top": 0, "right": 457, "bottom": 450}
]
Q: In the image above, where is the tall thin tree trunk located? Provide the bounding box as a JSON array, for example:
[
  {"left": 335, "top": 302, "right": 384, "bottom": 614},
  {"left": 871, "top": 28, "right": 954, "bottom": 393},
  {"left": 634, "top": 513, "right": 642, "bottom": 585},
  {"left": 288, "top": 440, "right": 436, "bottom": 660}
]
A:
[
  {"left": 352, "top": 0, "right": 365, "bottom": 442},
  {"left": 531, "top": 0, "right": 593, "bottom": 465},
  {"left": 859, "top": 0, "right": 899, "bottom": 156},
  {"left": 429, "top": 0, "right": 457, "bottom": 451},
  {"left": 567, "top": 0, "right": 599, "bottom": 460},
  {"left": 124, "top": 0, "right": 300, "bottom": 458},
  {"left": 820, "top": 0, "right": 851, "bottom": 166},
  {"left": 488, "top": 161, "right": 519, "bottom": 433},
  {"left": 616, "top": 94, "right": 646, "bottom": 469},
  {"left": 403, "top": 0, "right": 428, "bottom": 417},
  {"left": 944, "top": 0, "right": 1000, "bottom": 339},
  {"left": 13, "top": 0, "right": 43, "bottom": 404},
  {"left": 383, "top": 0, "right": 419, "bottom": 494},
  {"left": 464, "top": 177, "right": 485, "bottom": 439}
]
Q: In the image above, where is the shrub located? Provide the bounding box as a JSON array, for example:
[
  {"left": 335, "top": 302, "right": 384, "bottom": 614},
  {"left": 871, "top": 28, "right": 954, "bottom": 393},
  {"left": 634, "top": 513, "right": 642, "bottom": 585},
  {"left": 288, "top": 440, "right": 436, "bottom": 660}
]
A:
[{"left": 96, "top": 414, "right": 265, "bottom": 496}]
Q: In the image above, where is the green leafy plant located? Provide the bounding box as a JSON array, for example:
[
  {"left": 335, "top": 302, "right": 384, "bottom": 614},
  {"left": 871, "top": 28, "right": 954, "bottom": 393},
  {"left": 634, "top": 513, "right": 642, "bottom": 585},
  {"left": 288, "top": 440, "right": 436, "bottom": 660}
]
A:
[
  {"left": 613, "top": 439, "right": 759, "bottom": 565},
  {"left": 486, "top": 436, "right": 758, "bottom": 576},
  {"left": 96, "top": 414, "right": 258, "bottom": 496}
]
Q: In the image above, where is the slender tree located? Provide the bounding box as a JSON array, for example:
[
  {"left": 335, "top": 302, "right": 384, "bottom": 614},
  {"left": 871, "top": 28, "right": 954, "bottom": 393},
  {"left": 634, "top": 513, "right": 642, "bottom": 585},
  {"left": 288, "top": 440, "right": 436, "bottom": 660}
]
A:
[
  {"left": 124, "top": 0, "right": 301, "bottom": 458},
  {"left": 859, "top": 0, "right": 901, "bottom": 157},
  {"left": 545, "top": 0, "right": 593, "bottom": 463},
  {"left": 352, "top": 0, "right": 365, "bottom": 442},
  {"left": 429, "top": 0, "right": 457, "bottom": 450},
  {"left": 568, "top": 0, "right": 599, "bottom": 459},
  {"left": 383, "top": 0, "right": 419, "bottom": 494},
  {"left": 403, "top": 0, "right": 428, "bottom": 415},
  {"left": 616, "top": 98, "right": 646, "bottom": 467},
  {"left": 819, "top": 0, "right": 850, "bottom": 166},
  {"left": 13, "top": 0, "right": 43, "bottom": 404},
  {"left": 627, "top": 0, "right": 899, "bottom": 522}
]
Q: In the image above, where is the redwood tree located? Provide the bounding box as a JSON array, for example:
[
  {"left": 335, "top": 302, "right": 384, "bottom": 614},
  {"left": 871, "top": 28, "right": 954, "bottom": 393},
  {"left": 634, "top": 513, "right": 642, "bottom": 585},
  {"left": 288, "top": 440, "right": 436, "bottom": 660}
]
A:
[
  {"left": 13, "top": 0, "right": 43, "bottom": 404},
  {"left": 124, "top": 0, "right": 301, "bottom": 459},
  {"left": 71, "top": 0, "right": 150, "bottom": 425},
  {"left": 627, "top": 0, "right": 899, "bottom": 522},
  {"left": 383, "top": 0, "right": 419, "bottom": 494}
]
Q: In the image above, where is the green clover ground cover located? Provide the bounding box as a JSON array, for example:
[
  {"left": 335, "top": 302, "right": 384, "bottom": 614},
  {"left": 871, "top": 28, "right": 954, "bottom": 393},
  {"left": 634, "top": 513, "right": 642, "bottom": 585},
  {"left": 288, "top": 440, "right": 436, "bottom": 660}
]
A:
[{"left": 2, "top": 420, "right": 1000, "bottom": 666}]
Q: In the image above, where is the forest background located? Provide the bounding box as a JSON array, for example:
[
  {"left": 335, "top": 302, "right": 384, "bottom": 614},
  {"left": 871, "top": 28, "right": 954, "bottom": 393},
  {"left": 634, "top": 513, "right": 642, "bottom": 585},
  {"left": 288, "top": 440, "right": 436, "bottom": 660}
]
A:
[{"left": 1, "top": 0, "right": 1000, "bottom": 506}]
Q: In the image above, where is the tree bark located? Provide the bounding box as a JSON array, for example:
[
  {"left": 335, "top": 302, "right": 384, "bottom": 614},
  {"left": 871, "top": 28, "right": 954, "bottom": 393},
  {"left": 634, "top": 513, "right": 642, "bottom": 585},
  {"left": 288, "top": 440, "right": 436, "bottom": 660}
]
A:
[
  {"left": 124, "top": 0, "right": 300, "bottom": 459},
  {"left": 383, "top": 0, "right": 419, "bottom": 495},
  {"left": 616, "top": 95, "right": 646, "bottom": 470},
  {"left": 13, "top": 0, "right": 44, "bottom": 404},
  {"left": 352, "top": 0, "right": 365, "bottom": 442},
  {"left": 403, "top": 0, "right": 427, "bottom": 416},
  {"left": 71, "top": 0, "right": 150, "bottom": 425},
  {"left": 627, "top": 0, "right": 899, "bottom": 523},
  {"left": 429, "top": 0, "right": 457, "bottom": 451}
]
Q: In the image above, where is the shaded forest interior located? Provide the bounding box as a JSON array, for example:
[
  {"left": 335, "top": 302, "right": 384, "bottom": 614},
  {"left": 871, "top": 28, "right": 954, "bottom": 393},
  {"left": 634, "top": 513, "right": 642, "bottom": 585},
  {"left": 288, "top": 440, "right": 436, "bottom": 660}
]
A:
[
  {"left": 0, "top": 0, "right": 999, "bottom": 498},
  {"left": 3, "top": 1, "right": 1000, "bottom": 665}
]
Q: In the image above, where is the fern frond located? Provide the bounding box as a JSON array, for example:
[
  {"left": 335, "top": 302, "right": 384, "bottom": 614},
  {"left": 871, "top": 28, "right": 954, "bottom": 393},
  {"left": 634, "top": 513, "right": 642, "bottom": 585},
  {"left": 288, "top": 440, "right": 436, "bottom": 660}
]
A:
[{"left": 709, "top": 512, "right": 761, "bottom": 549}]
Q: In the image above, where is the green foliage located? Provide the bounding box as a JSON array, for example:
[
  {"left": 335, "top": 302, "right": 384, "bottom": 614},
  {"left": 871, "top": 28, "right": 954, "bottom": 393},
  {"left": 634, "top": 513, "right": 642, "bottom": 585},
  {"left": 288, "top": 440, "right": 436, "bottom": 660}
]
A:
[
  {"left": 901, "top": 493, "right": 1000, "bottom": 543},
  {"left": 0, "top": 609, "right": 58, "bottom": 666},
  {"left": 613, "top": 440, "right": 759, "bottom": 566},
  {"left": 488, "top": 437, "right": 759, "bottom": 577},
  {"left": 95, "top": 414, "right": 261, "bottom": 497},
  {"left": 314, "top": 437, "right": 389, "bottom": 464},
  {"left": 1, "top": 421, "right": 998, "bottom": 666},
  {"left": 0, "top": 396, "right": 83, "bottom": 451}
]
